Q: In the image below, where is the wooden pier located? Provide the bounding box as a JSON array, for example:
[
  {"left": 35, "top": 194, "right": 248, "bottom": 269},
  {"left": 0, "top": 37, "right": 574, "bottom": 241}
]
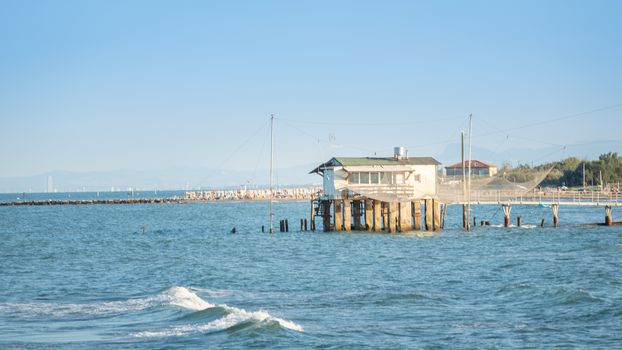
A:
[{"left": 312, "top": 191, "right": 445, "bottom": 233}]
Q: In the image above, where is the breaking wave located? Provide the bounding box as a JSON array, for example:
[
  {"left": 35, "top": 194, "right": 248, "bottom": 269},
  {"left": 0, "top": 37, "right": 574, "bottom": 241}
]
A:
[
  {"left": 0, "top": 286, "right": 302, "bottom": 334},
  {"left": 131, "top": 287, "right": 303, "bottom": 337}
]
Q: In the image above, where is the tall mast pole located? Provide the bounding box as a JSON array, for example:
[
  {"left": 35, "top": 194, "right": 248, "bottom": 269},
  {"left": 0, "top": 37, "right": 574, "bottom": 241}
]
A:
[
  {"left": 269, "top": 114, "right": 274, "bottom": 234},
  {"left": 467, "top": 114, "right": 473, "bottom": 231},
  {"left": 461, "top": 131, "right": 466, "bottom": 202}
]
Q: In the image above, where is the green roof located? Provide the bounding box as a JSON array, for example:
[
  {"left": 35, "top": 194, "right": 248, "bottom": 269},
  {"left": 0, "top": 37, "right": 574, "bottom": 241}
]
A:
[{"left": 310, "top": 156, "right": 440, "bottom": 174}]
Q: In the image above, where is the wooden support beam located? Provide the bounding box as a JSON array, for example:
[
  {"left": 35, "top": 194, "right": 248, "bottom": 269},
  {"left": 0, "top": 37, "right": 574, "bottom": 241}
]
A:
[
  {"left": 433, "top": 199, "right": 441, "bottom": 231},
  {"left": 424, "top": 199, "right": 433, "bottom": 231},
  {"left": 552, "top": 203, "right": 559, "bottom": 227},
  {"left": 344, "top": 199, "right": 352, "bottom": 232},
  {"left": 334, "top": 199, "right": 343, "bottom": 231},
  {"left": 382, "top": 202, "right": 389, "bottom": 231},
  {"left": 413, "top": 201, "right": 421, "bottom": 230},
  {"left": 389, "top": 202, "right": 398, "bottom": 233},
  {"left": 373, "top": 200, "right": 382, "bottom": 232},
  {"left": 399, "top": 202, "right": 413, "bottom": 232},
  {"left": 502, "top": 204, "right": 511, "bottom": 227},
  {"left": 517, "top": 216, "right": 522, "bottom": 227},
  {"left": 365, "top": 199, "right": 373, "bottom": 231},
  {"left": 322, "top": 200, "right": 331, "bottom": 232},
  {"left": 605, "top": 205, "right": 612, "bottom": 226},
  {"left": 353, "top": 200, "right": 363, "bottom": 230}
]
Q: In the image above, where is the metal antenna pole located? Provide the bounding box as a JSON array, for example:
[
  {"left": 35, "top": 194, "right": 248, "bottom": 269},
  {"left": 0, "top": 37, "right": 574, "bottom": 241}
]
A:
[
  {"left": 461, "top": 131, "right": 466, "bottom": 202},
  {"left": 269, "top": 114, "right": 274, "bottom": 234},
  {"left": 467, "top": 114, "right": 473, "bottom": 231}
]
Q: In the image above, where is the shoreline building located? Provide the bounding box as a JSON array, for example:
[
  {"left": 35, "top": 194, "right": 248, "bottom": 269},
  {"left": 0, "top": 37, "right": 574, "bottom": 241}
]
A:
[
  {"left": 309, "top": 147, "right": 443, "bottom": 233},
  {"left": 444, "top": 160, "right": 498, "bottom": 177}
]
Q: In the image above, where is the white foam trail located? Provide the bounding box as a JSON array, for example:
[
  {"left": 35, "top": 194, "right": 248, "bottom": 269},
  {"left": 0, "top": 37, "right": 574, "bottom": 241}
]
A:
[
  {"left": 131, "top": 298, "right": 303, "bottom": 338},
  {"left": 0, "top": 286, "right": 210, "bottom": 318}
]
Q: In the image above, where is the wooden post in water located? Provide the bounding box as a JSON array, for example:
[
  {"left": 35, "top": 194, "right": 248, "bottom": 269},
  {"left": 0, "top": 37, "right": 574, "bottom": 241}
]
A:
[
  {"left": 334, "top": 199, "right": 343, "bottom": 231},
  {"left": 388, "top": 202, "right": 398, "bottom": 233},
  {"left": 382, "top": 202, "right": 389, "bottom": 231},
  {"left": 462, "top": 204, "right": 467, "bottom": 229},
  {"left": 399, "top": 202, "right": 413, "bottom": 232},
  {"left": 433, "top": 199, "right": 441, "bottom": 231},
  {"left": 285, "top": 219, "right": 289, "bottom": 232},
  {"left": 552, "top": 203, "right": 559, "bottom": 227},
  {"left": 502, "top": 204, "right": 511, "bottom": 227},
  {"left": 365, "top": 199, "right": 373, "bottom": 231},
  {"left": 322, "top": 200, "right": 332, "bottom": 232},
  {"left": 413, "top": 201, "right": 422, "bottom": 230},
  {"left": 300, "top": 219, "right": 304, "bottom": 231},
  {"left": 517, "top": 216, "right": 522, "bottom": 227},
  {"left": 605, "top": 206, "right": 613, "bottom": 226},
  {"left": 373, "top": 200, "right": 382, "bottom": 232},
  {"left": 540, "top": 218, "right": 546, "bottom": 227},
  {"left": 353, "top": 200, "right": 364, "bottom": 230},
  {"left": 424, "top": 199, "right": 433, "bottom": 231},
  {"left": 304, "top": 219, "right": 308, "bottom": 231},
  {"left": 343, "top": 200, "right": 351, "bottom": 232}
]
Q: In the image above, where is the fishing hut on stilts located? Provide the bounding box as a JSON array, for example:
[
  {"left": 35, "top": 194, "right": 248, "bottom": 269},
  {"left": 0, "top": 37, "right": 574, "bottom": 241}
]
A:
[{"left": 310, "top": 147, "right": 444, "bottom": 233}]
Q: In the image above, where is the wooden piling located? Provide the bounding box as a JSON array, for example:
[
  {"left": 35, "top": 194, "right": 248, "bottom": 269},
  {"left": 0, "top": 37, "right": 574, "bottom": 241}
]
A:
[
  {"left": 322, "top": 200, "right": 331, "bottom": 232},
  {"left": 285, "top": 219, "right": 289, "bottom": 232},
  {"left": 399, "top": 202, "right": 412, "bottom": 232},
  {"left": 605, "top": 206, "right": 613, "bottom": 226},
  {"left": 382, "top": 202, "right": 389, "bottom": 231},
  {"left": 413, "top": 201, "right": 422, "bottom": 230},
  {"left": 389, "top": 202, "right": 398, "bottom": 233},
  {"left": 364, "top": 199, "right": 373, "bottom": 231},
  {"left": 502, "top": 204, "right": 512, "bottom": 227},
  {"left": 425, "top": 199, "right": 433, "bottom": 231},
  {"left": 304, "top": 219, "right": 308, "bottom": 231},
  {"left": 433, "top": 199, "right": 441, "bottom": 231},
  {"left": 352, "top": 200, "right": 363, "bottom": 230},
  {"left": 373, "top": 200, "right": 382, "bottom": 232},
  {"left": 300, "top": 219, "right": 304, "bottom": 231},
  {"left": 334, "top": 199, "right": 343, "bottom": 231},
  {"left": 517, "top": 216, "right": 522, "bottom": 227},
  {"left": 540, "top": 218, "right": 545, "bottom": 227},
  {"left": 552, "top": 203, "right": 559, "bottom": 227},
  {"left": 344, "top": 198, "right": 352, "bottom": 232}
]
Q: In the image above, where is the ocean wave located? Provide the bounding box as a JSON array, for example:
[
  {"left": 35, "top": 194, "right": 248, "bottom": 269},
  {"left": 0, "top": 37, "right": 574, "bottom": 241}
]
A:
[
  {"left": 131, "top": 288, "right": 303, "bottom": 337},
  {"left": 0, "top": 287, "right": 211, "bottom": 318},
  {"left": 0, "top": 286, "right": 303, "bottom": 335}
]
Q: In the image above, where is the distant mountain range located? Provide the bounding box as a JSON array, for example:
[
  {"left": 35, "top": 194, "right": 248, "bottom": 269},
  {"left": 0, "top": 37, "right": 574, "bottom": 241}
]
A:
[{"left": 1, "top": 140, "right": 620, "bottom": 193}]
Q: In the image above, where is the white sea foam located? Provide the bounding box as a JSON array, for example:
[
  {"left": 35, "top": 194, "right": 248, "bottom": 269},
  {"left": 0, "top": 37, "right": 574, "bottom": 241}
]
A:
[
  {"left": 131, "top": 288, "right": 303, "bottom": 337},
  {"left": 163, "top": 286, "right": 213, "bottom": 310},
  {"left": 0, "top": 286, "right": 210, "bottom": 318}
]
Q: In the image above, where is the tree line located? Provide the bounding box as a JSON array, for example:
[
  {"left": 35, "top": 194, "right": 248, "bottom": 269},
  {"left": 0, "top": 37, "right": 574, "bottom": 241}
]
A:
[{"left": 502, "top": 152, "right": 622, "bottom": 189}]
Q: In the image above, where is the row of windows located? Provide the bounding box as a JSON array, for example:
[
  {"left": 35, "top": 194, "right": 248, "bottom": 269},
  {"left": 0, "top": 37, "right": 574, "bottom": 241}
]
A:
[{"left": 347, "top": 172, "right": 421, "bottom": 185}]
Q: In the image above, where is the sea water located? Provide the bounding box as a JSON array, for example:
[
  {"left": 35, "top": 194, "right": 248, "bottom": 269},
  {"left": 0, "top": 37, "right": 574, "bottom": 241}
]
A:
[{"left": 1, "top": 199, "right": 621, "bottom": 348}]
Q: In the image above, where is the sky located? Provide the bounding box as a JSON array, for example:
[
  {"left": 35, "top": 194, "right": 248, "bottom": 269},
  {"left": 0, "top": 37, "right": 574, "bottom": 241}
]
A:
[{"left": 1, "top": 0, "right": 621, "bottom": 184}]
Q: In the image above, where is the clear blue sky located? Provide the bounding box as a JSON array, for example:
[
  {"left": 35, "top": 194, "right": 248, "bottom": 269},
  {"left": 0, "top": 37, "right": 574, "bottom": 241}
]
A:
[{"left": 1, "top": 0, "right": 621, "bottom": 178}]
